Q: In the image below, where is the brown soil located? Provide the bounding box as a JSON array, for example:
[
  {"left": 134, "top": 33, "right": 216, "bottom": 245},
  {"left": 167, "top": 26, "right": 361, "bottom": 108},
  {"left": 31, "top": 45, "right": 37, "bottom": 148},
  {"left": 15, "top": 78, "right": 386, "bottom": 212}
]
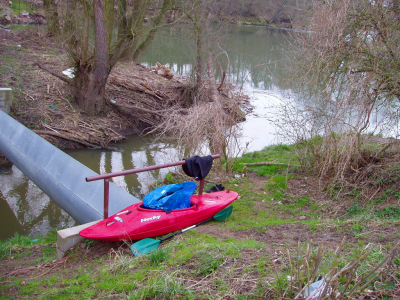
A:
[{"left": 199, "top": 173, "right": 400, "bottom": 250}]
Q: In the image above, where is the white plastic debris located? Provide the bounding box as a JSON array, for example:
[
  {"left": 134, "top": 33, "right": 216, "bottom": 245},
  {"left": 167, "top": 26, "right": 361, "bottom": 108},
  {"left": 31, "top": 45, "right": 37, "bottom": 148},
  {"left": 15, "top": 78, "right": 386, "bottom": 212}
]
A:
[
  {"left": 62, "top": 68, "right": 75, "bottom": 78},
  {"left": 304, "top": 278, "right": 331, "bottom": 300}
]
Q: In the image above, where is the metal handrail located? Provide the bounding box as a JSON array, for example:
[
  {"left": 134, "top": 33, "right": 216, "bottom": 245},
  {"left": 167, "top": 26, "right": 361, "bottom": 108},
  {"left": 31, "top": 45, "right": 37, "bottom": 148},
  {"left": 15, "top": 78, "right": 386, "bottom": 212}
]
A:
[{"left": 86, "top": 154, "right": 221, "bottom": 219}]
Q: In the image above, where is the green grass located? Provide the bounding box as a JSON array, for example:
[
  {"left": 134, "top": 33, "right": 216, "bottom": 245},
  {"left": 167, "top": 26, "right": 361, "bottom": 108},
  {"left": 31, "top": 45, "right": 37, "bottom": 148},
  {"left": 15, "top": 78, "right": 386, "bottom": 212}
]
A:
[
  {"left": 237, "top": 17, "right": 268, "bottom": 26},
  {"left": 10, "top": 1, "right": 33, "bottom": 14},
  {"left": 0, "top": 233, "right": 39, "bottom": 259},
  {"left": 233, "top": 144, "right": 299, "bottom": 176},
  {"left": 147, "top": 248, "right": 169, "bottom": 265},
  {"left": 0, "top": 229, "right": 58, "bottom": 264},
  {"left": 375, "top": 206, "right": 400, "bottom": 220},
  {"left": 0, "top": 230, "right": 269, "bottom": 298},
  {"left": 266, "top": 174, "right": 289, "bottom": 201}
]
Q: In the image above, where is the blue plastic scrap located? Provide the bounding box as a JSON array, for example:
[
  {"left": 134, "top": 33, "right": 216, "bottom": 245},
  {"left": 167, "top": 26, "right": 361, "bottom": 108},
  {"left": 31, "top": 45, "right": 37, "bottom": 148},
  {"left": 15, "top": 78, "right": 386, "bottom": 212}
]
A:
[{"left": 143, "top": 181, "right": 197, "bottom": 212}]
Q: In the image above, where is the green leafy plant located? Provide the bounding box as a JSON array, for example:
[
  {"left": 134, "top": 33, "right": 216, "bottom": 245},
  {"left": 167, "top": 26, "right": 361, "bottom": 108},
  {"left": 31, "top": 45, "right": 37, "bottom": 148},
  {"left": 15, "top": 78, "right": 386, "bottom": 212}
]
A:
[
  {"left": 147, "top": 248, "right": 169, "bottom": 265},
  {"left": 0, "top": 232, "right": 35, "bottom": 259},
  {"left": 347, "top": 204, "right": 364, "bottom": 216},
  {"left": 130, "top": 273, "right": 189, "bottom": 300},
  {"left": 11, "top": 1, "right": 33, "bottom": 14},
  {"left": 375, "top": 206, "right": 400, "bottom": 220}
]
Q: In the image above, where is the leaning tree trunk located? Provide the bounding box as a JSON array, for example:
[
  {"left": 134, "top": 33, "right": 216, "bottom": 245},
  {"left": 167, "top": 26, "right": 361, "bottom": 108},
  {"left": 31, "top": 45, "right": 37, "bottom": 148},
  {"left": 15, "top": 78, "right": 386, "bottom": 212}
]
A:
[{"left": 74, "top": 0, "right": 109, "bottom": 116}]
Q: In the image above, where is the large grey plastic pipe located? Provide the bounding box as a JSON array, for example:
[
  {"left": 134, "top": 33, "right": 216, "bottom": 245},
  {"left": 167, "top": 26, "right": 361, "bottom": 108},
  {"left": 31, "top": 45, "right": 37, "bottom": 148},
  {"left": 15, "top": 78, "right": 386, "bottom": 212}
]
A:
[{"left": 0, "top": 110, "right": 139, "bottom": 224}]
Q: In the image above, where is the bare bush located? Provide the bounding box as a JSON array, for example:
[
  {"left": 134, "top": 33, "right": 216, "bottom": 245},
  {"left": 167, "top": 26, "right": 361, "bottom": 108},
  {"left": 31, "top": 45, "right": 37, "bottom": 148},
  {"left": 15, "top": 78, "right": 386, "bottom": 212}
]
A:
[
  {"left": 153, "top": 93, "right": 244, "bottom": 175},
  {"left": 277, "top": 0, "right": 400, "bottom": 191},
  {"left": 276, "top": 238, "right": 400, "bottom": 299}
]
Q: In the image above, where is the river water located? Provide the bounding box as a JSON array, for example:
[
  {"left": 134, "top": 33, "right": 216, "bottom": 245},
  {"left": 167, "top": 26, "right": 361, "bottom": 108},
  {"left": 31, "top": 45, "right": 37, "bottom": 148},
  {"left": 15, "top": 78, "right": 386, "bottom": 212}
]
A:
[{"left": 0, "top": 25, "right": 291, "bottom": 241}]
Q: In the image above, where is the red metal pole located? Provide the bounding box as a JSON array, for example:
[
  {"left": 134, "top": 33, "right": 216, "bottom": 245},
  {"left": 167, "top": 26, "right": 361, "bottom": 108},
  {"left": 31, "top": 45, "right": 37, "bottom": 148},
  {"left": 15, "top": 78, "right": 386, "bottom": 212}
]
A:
[
  {"left": 86, "top": 154, "right": 221, "bottom": 182},
  {"left": 199, "top": 178, "right": 205, "bottom": 195},
  {"left": 104, "top": 178, "right": 109, "bottom": 219},
  {"left": 89, "top": 154, "right": 221, "bottom": 219}
]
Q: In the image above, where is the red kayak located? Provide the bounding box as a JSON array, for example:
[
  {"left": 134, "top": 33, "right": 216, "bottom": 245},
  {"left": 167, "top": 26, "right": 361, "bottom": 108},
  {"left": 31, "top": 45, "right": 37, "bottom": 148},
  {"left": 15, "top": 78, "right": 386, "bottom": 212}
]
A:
[{"left": 79, "top": 190, "right": 238, "bottom": 241}]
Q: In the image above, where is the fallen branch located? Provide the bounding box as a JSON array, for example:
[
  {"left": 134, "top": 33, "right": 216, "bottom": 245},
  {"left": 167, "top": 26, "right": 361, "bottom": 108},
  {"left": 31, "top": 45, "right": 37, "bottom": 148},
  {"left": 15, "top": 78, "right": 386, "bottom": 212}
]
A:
[
  {"left": 33, "top": 63, "right": 73, "bottom": 85},
  {"left": 108, "top": 100, "right": 165, "bottom": 116},
  {"left": 212, "top": 52, "right": 226, "bottom": 92},
  {"left": 108, "top": 78, "right": 163, "bottom": 101},
  {"left": 218, "top": 71, "right": 226, "bottom": 92},
  {"left": 5, "top": 253, "right": 82, "bottom": 280},
  {"left": 33, "top": 130, "right": 99, "bottom": 148},
  {"left": 241, "top": 162, "right": 300, "bottom": 167}
]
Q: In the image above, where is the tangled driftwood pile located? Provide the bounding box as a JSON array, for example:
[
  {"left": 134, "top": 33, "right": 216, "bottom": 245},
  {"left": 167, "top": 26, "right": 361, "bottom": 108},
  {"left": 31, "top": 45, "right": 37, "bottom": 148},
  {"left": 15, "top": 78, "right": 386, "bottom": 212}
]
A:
[{"left": 21, "top": 62, "right": 193, "bottom": 149}]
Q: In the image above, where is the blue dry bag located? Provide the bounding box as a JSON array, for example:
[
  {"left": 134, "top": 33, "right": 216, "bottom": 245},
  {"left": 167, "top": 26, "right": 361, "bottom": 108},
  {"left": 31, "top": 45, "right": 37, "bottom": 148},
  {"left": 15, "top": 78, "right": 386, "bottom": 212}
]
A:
[{"left": 143, "top": 181, "right": 197, "bottom": 212}]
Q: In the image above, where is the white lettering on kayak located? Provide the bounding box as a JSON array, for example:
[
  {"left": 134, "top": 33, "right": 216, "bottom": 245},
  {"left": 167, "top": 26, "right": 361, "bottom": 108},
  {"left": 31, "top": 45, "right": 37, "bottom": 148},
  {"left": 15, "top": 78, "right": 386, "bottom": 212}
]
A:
[{"left": 141, "top": 215, "right": 161, "bottom": 222}]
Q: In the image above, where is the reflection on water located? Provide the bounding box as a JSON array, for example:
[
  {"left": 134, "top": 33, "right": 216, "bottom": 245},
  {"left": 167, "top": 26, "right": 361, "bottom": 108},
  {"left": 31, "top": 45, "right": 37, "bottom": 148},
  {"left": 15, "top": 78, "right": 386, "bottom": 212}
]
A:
[
  {"left": 68, "top": 135, "right": 179, "bottom": 198},
  {"left": 141, "top": 25, "right": 289, "bottom": 90},
  {"left": 0, "top": 25, "right": 290, "bottom": 240},
  {"left": 239, "top": 88, "right": 287, "bottom": 150},
  {"left": 0, "top": 166, "right": 76, "bottom": 240}
]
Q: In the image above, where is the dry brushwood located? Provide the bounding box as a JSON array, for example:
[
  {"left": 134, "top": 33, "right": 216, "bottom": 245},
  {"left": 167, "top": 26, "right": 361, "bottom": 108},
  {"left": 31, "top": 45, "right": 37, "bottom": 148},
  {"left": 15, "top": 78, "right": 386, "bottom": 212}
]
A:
[
  {"left": 241, "top": 162, "right": 300, "bottom": 167},
  {"left": 151, "top": 62, "right": 174, "bottom": 80},
  {"left": 152, "top": 98, "right": 243, "bottom": 174},
  {"left": 285, "top": 238, "right": 400, "bottom": 299},
  {"left": 148, "top": 50, "right": 246, "bottom": 175}
]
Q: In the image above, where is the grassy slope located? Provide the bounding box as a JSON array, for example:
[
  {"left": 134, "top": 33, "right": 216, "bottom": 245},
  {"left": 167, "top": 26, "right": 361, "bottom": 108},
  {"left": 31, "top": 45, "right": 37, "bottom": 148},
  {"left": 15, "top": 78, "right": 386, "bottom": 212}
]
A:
[{"left": 1, "top": 144, "right": 400, "bottom": 299}]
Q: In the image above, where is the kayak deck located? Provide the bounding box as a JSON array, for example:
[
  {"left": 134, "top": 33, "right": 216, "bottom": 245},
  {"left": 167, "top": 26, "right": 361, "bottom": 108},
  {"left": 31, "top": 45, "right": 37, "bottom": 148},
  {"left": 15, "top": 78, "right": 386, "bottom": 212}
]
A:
[{"left": 79, "top": 190, "right": 238, "bottom": 241}]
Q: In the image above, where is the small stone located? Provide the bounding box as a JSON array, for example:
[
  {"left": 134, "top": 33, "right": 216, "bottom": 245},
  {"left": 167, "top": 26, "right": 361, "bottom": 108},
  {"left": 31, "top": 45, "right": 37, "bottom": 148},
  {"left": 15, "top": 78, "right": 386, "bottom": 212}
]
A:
[{"left": 299, "top": 216, "right": 307, "bottom": 220}]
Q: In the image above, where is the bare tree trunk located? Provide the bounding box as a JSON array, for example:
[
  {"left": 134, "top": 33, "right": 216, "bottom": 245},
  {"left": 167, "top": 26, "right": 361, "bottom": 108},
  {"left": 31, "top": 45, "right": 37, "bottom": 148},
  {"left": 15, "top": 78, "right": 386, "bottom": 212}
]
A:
[
  {"left": 194, "top": 16, "right": 203, "bottom": 91},
  {"left": 74, "top": 69, "right": 107, "bottom": 115},
  {"left": 207, "top": 53, "right": 219, "bottom": 102},
  {"left": 75, "top": 0, "right": 109, "bottom": 115},
  {"left": 105, "top": 0, "right": 115, "bottom": 51},
  {"left": 117, "top": 0, "right": 127, "bottom": 41},
  {"left": 62, "top": 0, "right": 78, "bottom": 50},
  {"left": 82, "top": 1, "right": 90, "bottom": 62}
]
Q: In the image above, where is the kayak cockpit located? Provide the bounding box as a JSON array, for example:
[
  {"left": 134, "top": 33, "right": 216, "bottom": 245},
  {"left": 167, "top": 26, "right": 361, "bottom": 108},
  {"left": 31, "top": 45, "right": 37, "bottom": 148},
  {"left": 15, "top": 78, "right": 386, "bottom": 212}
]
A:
[{"left": 136, "top": 202, "right": 198, "bottom": 212}]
